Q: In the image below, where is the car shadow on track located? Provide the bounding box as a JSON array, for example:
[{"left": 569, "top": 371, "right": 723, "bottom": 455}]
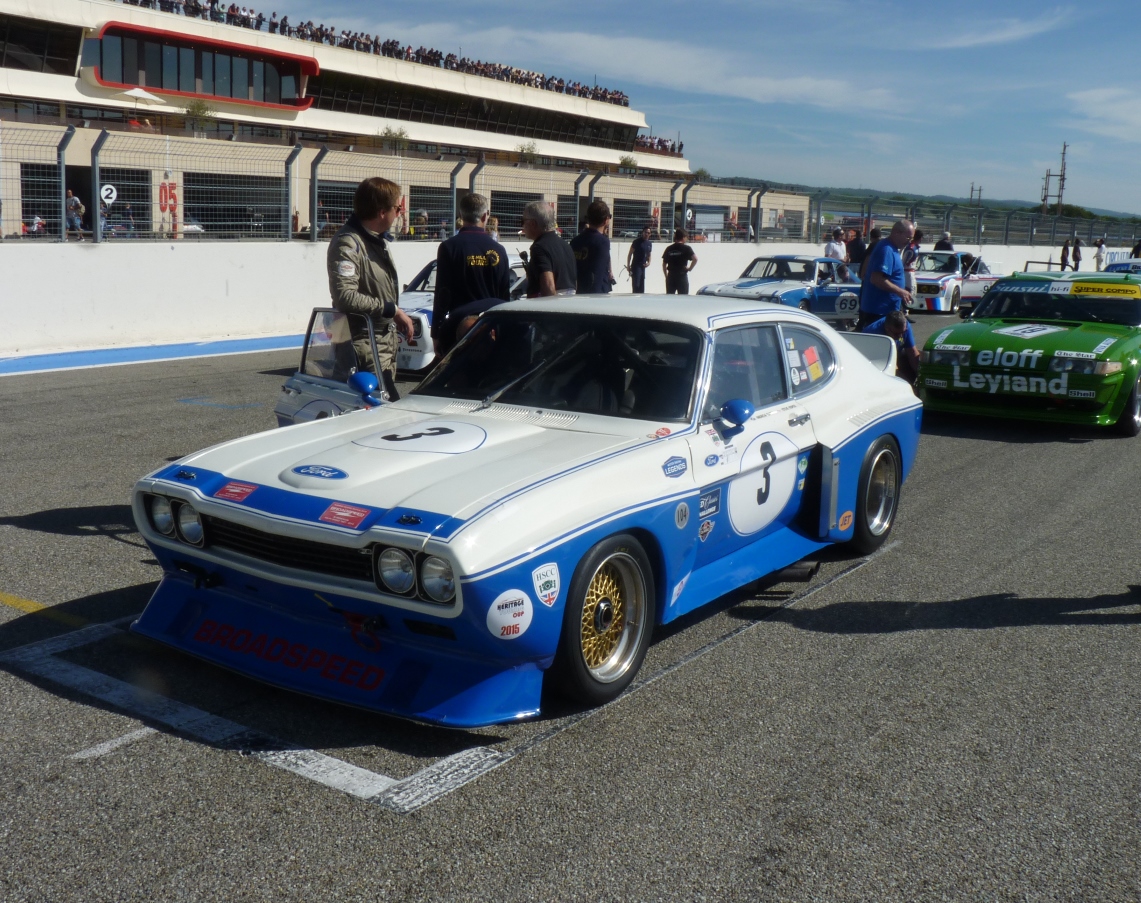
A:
[
  {"left": 0, "top": 504, "right": 147, "bottom": 549},
  {"left": 920, "top": 411, "right": 1108, "bottom": 444},
  {"left": 727, "top": 586, "right": 1141, "bottom": 633}
]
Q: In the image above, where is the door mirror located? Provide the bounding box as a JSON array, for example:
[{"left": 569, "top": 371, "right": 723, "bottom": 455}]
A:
[
  {"left": 720, "top": 398, "right": 755, "bottom": 440},
  {"left": 348, "top": 371, "right": 382, "bottom": 407}
]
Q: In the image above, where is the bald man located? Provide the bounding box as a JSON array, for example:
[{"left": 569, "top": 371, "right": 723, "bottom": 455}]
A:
[{"left": 858, "top": 220, "right": 914, "bottom": 331}]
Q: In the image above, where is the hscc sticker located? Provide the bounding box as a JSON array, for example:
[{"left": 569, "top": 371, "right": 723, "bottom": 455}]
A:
[
  {"left": 487, "top": 589, "right": 533, "bottom": 639},
  {"left": 532, "top": 563, "right": 560, "bottom": 607}
]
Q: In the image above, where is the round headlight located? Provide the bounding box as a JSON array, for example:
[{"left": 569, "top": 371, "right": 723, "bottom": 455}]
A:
[
  {"left": 175, "top": 502, "right": 204, "bottom": 546},
  {"left": 378, "top": 547, "right": 415, "bottom": 594},
  {"left": 150, "top": 496, "right": 175, "bottom": 535},
  {"left": 420, "top": 556, "right": 456, "bottom": 603}
]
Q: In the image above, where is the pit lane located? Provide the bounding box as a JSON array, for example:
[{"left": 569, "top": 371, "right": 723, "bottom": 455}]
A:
[{"left": 2, "top": 317, "right": 1140, "bottom": 901}]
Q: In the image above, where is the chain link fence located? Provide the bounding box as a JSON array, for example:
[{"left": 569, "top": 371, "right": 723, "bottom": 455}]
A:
[{"left": 0, "top": 122, "right": 71, "bottom": 241}]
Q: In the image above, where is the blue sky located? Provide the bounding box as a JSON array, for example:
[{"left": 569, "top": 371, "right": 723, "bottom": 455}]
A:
[{"left": 267, "top": 0, "right": 1141, "bottom": 214}]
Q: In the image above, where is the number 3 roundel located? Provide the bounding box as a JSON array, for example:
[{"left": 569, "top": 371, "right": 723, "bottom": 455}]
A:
[{"left": 726, "top": 432, "right": 800, "bottom": 535}]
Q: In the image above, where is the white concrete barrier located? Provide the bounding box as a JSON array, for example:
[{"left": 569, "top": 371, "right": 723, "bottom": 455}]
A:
[{"left": 0, "top": 239, "right": 1108, "bottom": 357}]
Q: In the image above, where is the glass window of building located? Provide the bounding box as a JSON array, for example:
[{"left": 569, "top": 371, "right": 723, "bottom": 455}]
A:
[
  {"left": 251, "top": 59, "right": 264, "bottom": 103},
  {"left": 179, "top": 47, "right": 194, "bottom": 93},
  {"left": 231, "top": 55, "right": 248, "bottom": 100},
  {"left": 100, "top": 34, "right": 122, "bottom": 84},
  {"left": 214, "top": 52, "right": 230, "bottom": 97},
  {"left": 200, "top": 51, "right": 213, "bottom": 95},
  {"left": 143, "top": 41, "right": 161, "bottom": 88},
  {"left": 162, "top": 44, "right": 177, "bottom": 91}
]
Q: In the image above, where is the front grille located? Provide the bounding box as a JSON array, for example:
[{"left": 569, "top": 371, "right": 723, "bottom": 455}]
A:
[
  {"left": 203, "top": 515, "right": 373, "bottom": 582},
  {"left": 925, "top": 388, "right": 1103, "bottom": 414}
]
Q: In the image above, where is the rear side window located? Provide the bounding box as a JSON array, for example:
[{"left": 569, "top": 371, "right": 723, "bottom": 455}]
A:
[
  {"left": 705, "top": 325, "right": 787, "bottom": 418},
  {"left": 781, "top": 326, "right": 835, "bottom": 396}
]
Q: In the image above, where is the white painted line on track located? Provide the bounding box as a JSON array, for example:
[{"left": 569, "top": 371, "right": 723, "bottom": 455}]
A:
[
  {"left": 71, "top": 727, "right": 158, "bottom": 760},
  {"left": 1, "top": 547, "right": 896, "bottom": 813}
]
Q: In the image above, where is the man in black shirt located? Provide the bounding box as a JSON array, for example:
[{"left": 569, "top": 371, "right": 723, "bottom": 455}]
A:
[
  {"left": 934, "top": 231, "right": 954, "bottom": 251},
  {"left": 570, "top": 200, "right": 614, "bottom": 294},
  {"left": 846, "top": 228, "right": 867, "bottom": 266},
  {"left": 432, "top": 192, "right": 511, "bottom": 354},
  {"left": 662, "top": 229, "right": 698, "bottom": 294},
  {"left": 626, "top": 224, "right": 653, "bottom": 293},
  {"left": 521, "top": 200, "right": 576, "bottom": 296}
]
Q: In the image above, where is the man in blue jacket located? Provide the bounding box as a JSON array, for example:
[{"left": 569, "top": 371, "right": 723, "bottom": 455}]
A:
[{"left": 432, "top": 192, "right": 511, "bottom": 354}]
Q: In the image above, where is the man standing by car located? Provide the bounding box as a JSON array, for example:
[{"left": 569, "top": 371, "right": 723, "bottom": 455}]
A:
[
  {"left": 858, "top": 220, "right": 914, "bottom": 330},
  {"left": 521, "top": 201, "right": 576, "bottom": 296},
  {"left": 570, "top": 200, "right": 615, "bottom": 294},
  {"left": 824, "top": 227, "right": 847, "bottom": 262},
  {"left": 626, "top": 224, "right": 653, "bottom": 293},
  {"left": 327, "top": 176, "right": 415, "bottom": 399},
  {"left": 846, "top": 229, "right": 867, "bottom": 266},
  {"left": 934, "top": 231, "right": 954, "bottom": 251},
  {"left": 662, "top": 229, "right": 698, "bottom": 294},
  {"left": 902, "top": 228, "right": 923, "bottom": 299},
  {"left": 432, "top": 192, "right": 510, "bottom": 355}
]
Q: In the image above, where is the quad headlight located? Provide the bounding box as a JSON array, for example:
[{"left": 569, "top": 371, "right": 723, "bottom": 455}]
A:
[
  {"left": 377, "top": 547, "right": 416, "bottom": 595},
  {"left": 924, "top": 348, "right": 971, "bottom": 366},
  {"left": 175, "top": 502, "right": 204, "bottom": 546},
  {"left": 420, "top": 556, "right": 456, "bottom": 603},
  {"left": 149, "top": 495, "right": 175, "bottom": 536},
  {"left": 1048, "top": 358, "right": 1122, "bottom": 375}
]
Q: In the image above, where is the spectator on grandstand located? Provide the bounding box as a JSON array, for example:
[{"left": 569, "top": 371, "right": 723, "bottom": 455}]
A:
[
  {"left": 521, "top": 201, "right": 576, "bottom": 297},
  {"left": 662, "top": 229, "right": 698, "bottom": 295},
  {"left": 858, "top": 220, "right": 914, "bottom": 330},
  {"left": 626, "top": 225, "right": 653, "bottom": 294},
  {"left": 823, "top": 228, "right": 847, "bottom": 262},
  {"left": 570, "top": 200, "right": 614, "bottom": 295},
  {"left": 432, "top": 193, "right": 510, "bottom": 354}
]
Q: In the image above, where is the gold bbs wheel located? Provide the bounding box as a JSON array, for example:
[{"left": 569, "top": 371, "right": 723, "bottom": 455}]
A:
[{"left": 553, "top": 536, "right": 654, "bottom": 704}]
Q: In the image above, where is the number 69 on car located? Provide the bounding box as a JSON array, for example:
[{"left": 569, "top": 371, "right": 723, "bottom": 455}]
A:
[{"left": 129, "top": 296, "right": 922, "bottom": 727}]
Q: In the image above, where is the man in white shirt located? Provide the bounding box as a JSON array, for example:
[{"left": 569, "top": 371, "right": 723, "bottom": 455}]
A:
[
  {"left": 1094, "top": 238, "right": 1107, "bottom": 271},
  {"left": 823, "top": 227, "right": 847, "bottom": 262}
]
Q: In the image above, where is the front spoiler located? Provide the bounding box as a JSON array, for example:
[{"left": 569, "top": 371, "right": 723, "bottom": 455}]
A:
[
  {"left": 131, "top": 574, "right": 544, "bottom": 728},
  {"left": 920, "top": 393, "right": 1119, "bottom": 427}
]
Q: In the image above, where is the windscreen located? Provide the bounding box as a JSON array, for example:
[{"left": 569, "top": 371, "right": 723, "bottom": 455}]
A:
[
  {"left": 916, "top": 252, "right": 959, "bottom": 273},
  {"left": 413, "top": 312, "right": 704, "bottom": 421},
  {"left": 742, "top": 258, "right": 815, "bottom": 280},
  {"left": 972, "top": 286, "right": 1141, "bottom": 327}
]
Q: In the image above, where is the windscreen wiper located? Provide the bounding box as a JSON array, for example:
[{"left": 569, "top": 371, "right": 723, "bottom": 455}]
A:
[{"left": 473, "top": 358, "right": 549, "bottom": 411}]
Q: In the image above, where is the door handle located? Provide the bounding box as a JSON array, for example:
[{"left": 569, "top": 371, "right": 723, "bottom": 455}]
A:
[{"left": 788, "top": 412, "right": 811, "bottom": 426}]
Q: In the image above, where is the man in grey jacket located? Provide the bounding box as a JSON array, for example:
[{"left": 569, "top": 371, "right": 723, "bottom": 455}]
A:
[{"left": 327, "top": 177, "right": 414, "bottom": 398}]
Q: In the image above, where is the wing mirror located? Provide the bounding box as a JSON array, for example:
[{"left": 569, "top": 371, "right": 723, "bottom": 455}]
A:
[
  {"left": 720, "top": 398, "right": 755, "bottom": 440},
  {"left": 348, "top": 371, "right": 383, "bottom": 407},
  {"left": 959, "top": 308, "right": 971, "bottom": 319}
]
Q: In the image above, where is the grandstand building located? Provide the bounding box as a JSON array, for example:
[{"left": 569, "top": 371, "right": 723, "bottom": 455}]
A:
[{"left": 0, "top": 0, "right": 809, "bottom": 241}]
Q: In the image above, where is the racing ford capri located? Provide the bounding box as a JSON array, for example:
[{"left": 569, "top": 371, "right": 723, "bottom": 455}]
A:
[
  {"left": 131, "top": 296, "right": 922, "bottom": 727},
  {"left": 697, "top": 256, "right": 862, "bottom": 328},
  {"left": 918, "top": 271, "right": 1141, "bottom": 435}
]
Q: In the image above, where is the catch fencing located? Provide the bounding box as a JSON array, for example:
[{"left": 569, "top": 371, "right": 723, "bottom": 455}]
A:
[{"left": 0, "top": 123, "right": 73, "bottom": 241}]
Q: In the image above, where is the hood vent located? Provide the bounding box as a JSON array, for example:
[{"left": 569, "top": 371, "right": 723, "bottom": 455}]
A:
[{"left": 442, "top": 401, "right": 578, "bottom": 427}]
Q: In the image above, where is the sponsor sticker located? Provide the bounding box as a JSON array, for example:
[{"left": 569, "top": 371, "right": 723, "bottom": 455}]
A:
[
  {"left": 785, "top": 337, "right": 796, "bottom": 350},
  {"left": 925, "top": 378, "right": 948, "bottom": 388},
  {"left": 291, "top": 464, "right": 347, "bottom": 479},
  {"left": 699, "top": 488, "right": 721, "bottom": 519},
  {"left": 214, "top": 481, "right": 257, "bottom": 502},
  {"left": 1068, "top": 389, "right": 1097, "bottom": 399},
  {"left": 487, "top": 589, "right": 533, "bottom": 640},
  {"left": 319, "top": 502, "right": 371, "bottom": 529},
  {"left": 992, "top": 324, "right": 1068, "bottom": 339},
  {"left": 336, "top": 260, "right": 357, "bottom": 278},
  {"left": 675, "top": 502, "right": 690, "bottom": 530},
  {"left": 838, "top": 510, "right": 853, "bottom": 531},
  {"left": 790, "top": 368, "right": 801, "bottom": 386},
  {"left": 671, "top": 575, "right": 689, "bottom": 604},
  {"left": 1049, "top": 282, "right": 1072, "bottom": 295},
  {"left": 655, "top": 427, "right": 672, "bottom": 438},
  {"left": 933, "top": 329, "right": 954, "bottom": 346},
  {"left": 786, "top": 350, "right": 801, "bottom": 368},
  {"left": 704, "top": 454, "right": 720, "bottom": 467},
  {"left": 1072, "top": 282, "right": 1141, "bottom": 297},
  {"left": 698, "top": 520, "right": 715, "bottom": 542},
  {"left": 704, "top": 426, "right": 723, "bottom": 446},
  {"left": 797, "top": 456, "right": 808, "bottom": 474},
  {"left": 797, "top": 478, "right": 805, "bottom": 490},
  {"left": 531, "top": 563, "right": 560, "bottom": 607},
  {"left": 1054, "top": 350, "right": 1097, "bottom": 360},
  {"left": 935, "top": 344, "right": 971, "bottom": 352},
  {"left": 662, "top": 456, "right": 688, "bottom": 478},
  {"left": 1093, "top": 338, "right": 1117, "bottom": 354},
  {"left": 799, "top": 369, "right": 809, "bottom": 384}
]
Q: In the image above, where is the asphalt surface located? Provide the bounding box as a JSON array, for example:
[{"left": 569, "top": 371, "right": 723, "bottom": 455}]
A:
[{"left": 2, "top": 317, "right": 1140, "bottom": 902}]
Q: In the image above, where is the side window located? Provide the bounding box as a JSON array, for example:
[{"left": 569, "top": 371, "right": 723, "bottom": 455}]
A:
[
  {"left": 781, "top": 326, "right": 835, "bottom": 396},
  {"left": 705, "top": 326, "right": 787, "bottom": 418},
  {"left": 302, "top": 310, "right": 364, "bottom": 381},
  {"left": 817, "top": 262, "right": 836, "bottom": 283}
]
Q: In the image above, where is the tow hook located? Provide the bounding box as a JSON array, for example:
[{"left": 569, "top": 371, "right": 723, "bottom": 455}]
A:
[{"left": 174, "top": 560, "right": 222, "bottom": 590}]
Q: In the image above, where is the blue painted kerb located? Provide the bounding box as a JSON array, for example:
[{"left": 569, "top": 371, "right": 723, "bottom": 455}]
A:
[{"left": 0, "top": 335, "right": 304, "bottom": 376}]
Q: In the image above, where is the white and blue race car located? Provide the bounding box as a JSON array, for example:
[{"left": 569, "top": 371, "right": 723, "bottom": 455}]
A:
[
  {"left": 131, "top": 295, "right": 922, "bottom": 727},
  {"left": 697, "top": 256, "right": 862, "bottom": 328},
  {"left": 910, "top": 251, "right": 1002, "bottom": 313}
]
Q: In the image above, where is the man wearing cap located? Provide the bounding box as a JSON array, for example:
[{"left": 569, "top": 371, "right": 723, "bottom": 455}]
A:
[
  {"left": 934, "top": 231, "right": 954, "bottom": 251},
  {"left": 626, "top": 224, "right": 653, "bottom": 293},
  {"left": 823, "top": 227, "right": 848, "bottom": 262}
]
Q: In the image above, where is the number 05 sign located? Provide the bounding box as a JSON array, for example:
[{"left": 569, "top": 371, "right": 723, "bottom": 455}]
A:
[{"left": 158, "top": 182, "right": 178, "bottom": 213}]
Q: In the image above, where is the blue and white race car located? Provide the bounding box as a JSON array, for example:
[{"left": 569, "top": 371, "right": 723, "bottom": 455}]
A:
[
  {"left": 697, "top": 256, "right": 862, "bottom": 328},
  {"left": 910, "top": 251, "right": 1001, "bottom": 313},
  {"left": 1105, "top": 259, "right": 1141, "bottom": 274},
  {"left": 131, "top": 296, "right": 922, "bottom": 727}
]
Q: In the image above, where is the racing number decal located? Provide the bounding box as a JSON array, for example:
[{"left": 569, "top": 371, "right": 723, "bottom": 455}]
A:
[
  {"left": 837, "top": 292, "right": 859, "bottom": 312},
  {"left": 755, "top": 442, "right": 776, "bottom": 505},
  {"left": 381, "top": 426, "right": 455, "bottom": 442},
  {"left": 727, "top": 432, "right": 800, "bottom": 535}
]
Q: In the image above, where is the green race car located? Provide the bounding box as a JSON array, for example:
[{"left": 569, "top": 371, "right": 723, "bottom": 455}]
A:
[{"left": 918, "top": 271, "right": 1141, "bottom": 435}]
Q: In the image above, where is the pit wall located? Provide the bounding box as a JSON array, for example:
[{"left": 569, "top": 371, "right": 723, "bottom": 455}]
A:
[{"left": 0, "top": 240, "right": 1130, "bottom": 356}]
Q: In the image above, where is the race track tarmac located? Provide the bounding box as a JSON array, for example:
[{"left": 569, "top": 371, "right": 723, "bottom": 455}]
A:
[{"left": 2, "top": 317, "right": 1139, "bottom": 902}]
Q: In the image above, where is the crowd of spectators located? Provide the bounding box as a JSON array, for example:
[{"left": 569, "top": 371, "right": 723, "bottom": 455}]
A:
[
  {"left": 635, "top": 135, "right": 683, "bottom": 156},
  {"left": 112, "top": 0, "right": 631, "bottom": 106}
]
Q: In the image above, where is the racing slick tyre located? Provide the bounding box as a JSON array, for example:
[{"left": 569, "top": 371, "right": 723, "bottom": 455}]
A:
[
  {"left": 1114, "top": 375, "right": 1141, "bottom": 437},
  {"left": 799, "top": 298, "right": 811, "bottom": 312},
  {"left": 949, "top": 287, "right": 961, "bottom": 313},
  {"left": 551, "top": 534, "right": 655, "bottom": 705},
  {"left": 849, "top": 436, "right": 902, "bottom": 554}
]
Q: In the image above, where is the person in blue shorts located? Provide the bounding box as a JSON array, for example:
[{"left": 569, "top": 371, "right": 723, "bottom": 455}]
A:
[
  {"left": 864, "top": 309, "right": 919, "bottom": 387},
  {"left": 857, "top": 220, "right": 914, "bottom": 330}
]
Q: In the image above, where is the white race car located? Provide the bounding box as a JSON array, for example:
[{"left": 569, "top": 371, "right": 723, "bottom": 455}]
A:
[
  {"left": 910, "top": 251, "right": 1002, "bottom": 313},
  {"left": 134, "top": 295, "right": 922, "bottom": 727}
]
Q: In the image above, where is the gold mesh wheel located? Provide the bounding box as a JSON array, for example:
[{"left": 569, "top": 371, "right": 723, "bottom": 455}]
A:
[{"left": 578, "top": 552, "right": 647, "bottom": 683}]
